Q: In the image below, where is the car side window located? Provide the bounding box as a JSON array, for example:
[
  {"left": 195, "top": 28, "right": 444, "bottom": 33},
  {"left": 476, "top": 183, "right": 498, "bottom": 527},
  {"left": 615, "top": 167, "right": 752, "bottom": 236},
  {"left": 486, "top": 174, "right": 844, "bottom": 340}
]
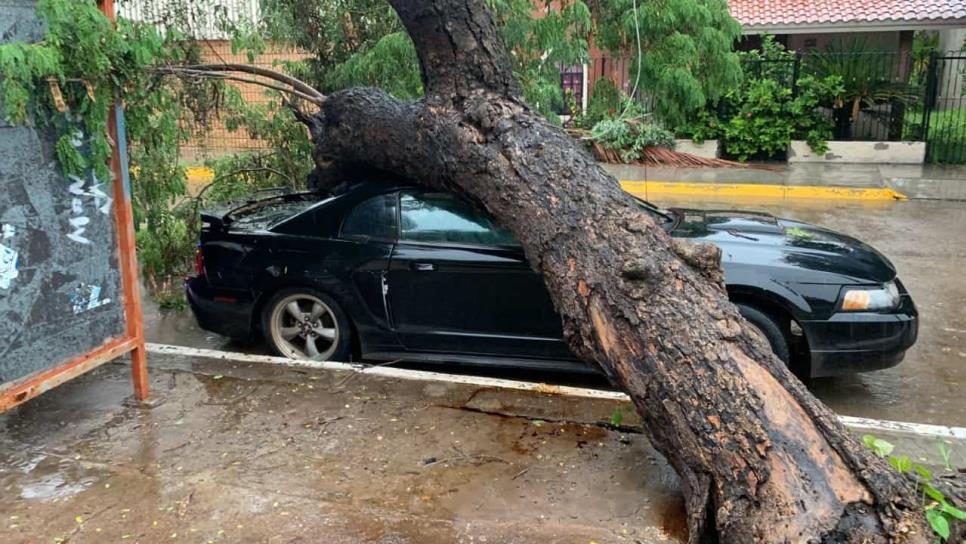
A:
[
  {"left": 341, "top": 194, "right": 398, "bottom": 241},
  {"left": 399, "top": 192, "right": 518, "bottom": 247}
]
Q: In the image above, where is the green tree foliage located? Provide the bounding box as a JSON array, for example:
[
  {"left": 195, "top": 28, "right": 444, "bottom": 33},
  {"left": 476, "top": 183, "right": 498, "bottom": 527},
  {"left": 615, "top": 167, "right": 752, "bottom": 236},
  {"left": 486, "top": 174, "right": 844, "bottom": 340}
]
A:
[
  {"left": 0, "top": 0, "right": 209, "bottom": 300},
  {"left": 593, "top": 0, "right": 742, "bottom": 126},
  {"left": 259, "top": 0, "right": 591, "bottom": 120},
  {"left": 260, "top": 0, "right": 402, "bottom": 90},
  {"left": 716, "top": 76, "right": 842, "bottom": 161},
  {"left": 495, "top": 0, "right": 592, "bottom": 120},
  {"left": 0, "top": 0, "right": 287, "bottom": 305},
  {"left": 323, "top": 31, "right": 422, "bottom": 98},
  {"left": 591, "top": 116, "right": 676, "bottom": 162},
  {"left": 0, "top": 0, "right": 178, "bottom": 184},
  {"left": 574, "top": 78, "right": 621, "bottom": 128}
]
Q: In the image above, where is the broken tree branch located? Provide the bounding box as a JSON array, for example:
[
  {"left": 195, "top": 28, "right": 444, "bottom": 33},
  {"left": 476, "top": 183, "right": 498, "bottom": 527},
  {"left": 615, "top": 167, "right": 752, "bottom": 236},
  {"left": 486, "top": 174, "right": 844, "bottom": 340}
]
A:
[{"left": 154, "top": 65, "right": 326, "bottom": 106}]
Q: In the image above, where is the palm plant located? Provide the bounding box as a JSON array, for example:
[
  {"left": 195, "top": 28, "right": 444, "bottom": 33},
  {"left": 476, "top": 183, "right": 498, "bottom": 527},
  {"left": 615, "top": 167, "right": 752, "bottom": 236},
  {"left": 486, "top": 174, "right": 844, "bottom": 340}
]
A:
[{"left": 806, "top": 39, "right": 919, "bottom": 139}]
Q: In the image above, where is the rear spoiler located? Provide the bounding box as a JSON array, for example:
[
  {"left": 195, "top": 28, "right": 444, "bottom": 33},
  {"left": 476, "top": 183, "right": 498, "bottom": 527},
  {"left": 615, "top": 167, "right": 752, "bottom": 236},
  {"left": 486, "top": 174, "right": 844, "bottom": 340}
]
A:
[{"left": 200, "top": 209, "right": 230, "bottom": 230}]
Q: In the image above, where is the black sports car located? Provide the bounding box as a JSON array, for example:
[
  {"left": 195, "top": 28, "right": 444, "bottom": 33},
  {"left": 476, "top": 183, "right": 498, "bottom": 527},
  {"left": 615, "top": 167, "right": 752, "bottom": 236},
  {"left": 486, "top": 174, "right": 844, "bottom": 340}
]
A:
[{"left": 186, "top": 181, "right": 918, "bottom": 378}]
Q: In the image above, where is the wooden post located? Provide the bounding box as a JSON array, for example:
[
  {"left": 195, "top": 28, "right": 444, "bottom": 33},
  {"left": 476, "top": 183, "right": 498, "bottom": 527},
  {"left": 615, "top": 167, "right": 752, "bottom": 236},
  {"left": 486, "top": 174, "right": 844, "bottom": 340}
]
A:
[{"left": 99, "top": 0, "right": 149, "bottom": 400}]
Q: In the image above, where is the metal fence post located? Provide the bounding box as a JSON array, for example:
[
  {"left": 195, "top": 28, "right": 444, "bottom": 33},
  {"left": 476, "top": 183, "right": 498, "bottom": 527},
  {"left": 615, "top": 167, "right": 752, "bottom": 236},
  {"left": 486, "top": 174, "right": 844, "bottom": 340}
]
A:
[
  {"left": 791, "top": 51, "right": 802, "bottom": 97},
  {"left": 922, "top": 51, "right": 939, "bottom": 159}
]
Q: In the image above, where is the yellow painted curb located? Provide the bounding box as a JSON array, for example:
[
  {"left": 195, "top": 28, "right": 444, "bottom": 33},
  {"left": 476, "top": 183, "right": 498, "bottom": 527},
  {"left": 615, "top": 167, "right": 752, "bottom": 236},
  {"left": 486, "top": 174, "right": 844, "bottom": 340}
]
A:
[
  {"left": 185, "top": 166, "right": 215, "bottom": 183},
  {"left": 184, "top": 167, "right": 906, "bottom": 201},
  {"left": 620, "top": 180, "right": 907, "bottom": 201}
]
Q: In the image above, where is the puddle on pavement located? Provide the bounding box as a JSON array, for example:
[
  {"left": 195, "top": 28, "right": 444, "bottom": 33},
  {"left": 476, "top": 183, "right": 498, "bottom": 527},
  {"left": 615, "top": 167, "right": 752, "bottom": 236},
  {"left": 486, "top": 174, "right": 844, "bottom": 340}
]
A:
[
  {"left": 1, "top": 358, "right": 691, "bottom": 543},
  {"left": 6, "top": 452, "right": 101, "bottom": 501}
]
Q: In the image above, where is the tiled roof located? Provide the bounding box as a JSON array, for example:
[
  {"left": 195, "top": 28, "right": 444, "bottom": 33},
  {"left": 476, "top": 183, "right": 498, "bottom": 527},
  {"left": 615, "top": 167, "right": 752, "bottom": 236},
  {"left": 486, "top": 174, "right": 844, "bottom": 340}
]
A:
[{"left": 729, "top": 0, "right": 966, "bottom": 28}]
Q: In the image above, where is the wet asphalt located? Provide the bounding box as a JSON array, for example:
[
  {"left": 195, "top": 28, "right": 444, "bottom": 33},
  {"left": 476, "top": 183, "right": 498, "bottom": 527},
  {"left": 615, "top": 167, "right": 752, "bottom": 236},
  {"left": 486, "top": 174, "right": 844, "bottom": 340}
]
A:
[{"left": 145, "top": 197, "right": 966, "bottom": 427}]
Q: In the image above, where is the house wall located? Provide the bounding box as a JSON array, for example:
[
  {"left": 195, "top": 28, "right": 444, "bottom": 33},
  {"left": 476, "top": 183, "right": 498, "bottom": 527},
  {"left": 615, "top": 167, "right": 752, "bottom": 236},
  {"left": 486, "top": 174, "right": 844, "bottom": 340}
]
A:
[
  {"left": 937, "top": 28, "right": 966, "bottom": 111},
  {"left": 785, "top": 31, "right": 901, "bottom": 51}
]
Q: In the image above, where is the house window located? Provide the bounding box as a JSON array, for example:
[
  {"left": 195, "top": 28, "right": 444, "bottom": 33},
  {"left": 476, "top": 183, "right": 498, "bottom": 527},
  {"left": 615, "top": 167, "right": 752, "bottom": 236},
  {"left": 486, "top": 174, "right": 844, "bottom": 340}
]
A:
[{"left": 559, "top": 64, "right": 584, "bottom": 115}]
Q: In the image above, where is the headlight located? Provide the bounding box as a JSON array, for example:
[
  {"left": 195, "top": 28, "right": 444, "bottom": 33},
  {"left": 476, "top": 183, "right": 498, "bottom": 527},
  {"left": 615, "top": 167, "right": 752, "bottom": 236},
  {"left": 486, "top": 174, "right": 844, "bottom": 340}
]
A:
[{"left": 841, "top": 281, "right": 900, "bottom": 312}]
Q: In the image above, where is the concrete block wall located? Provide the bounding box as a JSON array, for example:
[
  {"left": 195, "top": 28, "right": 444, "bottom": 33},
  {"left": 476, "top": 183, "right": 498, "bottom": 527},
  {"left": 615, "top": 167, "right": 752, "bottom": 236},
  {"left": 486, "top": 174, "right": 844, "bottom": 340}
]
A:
[{"left": 787, "top": 140, "right": 926, "bottom": 164}]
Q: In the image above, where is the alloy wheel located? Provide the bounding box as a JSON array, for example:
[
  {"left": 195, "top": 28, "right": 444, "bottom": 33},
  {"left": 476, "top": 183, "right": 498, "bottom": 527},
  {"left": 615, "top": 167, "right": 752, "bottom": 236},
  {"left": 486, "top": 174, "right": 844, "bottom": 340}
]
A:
[{"left": 269, "top": 293, "right": 339, "bottom": 360}]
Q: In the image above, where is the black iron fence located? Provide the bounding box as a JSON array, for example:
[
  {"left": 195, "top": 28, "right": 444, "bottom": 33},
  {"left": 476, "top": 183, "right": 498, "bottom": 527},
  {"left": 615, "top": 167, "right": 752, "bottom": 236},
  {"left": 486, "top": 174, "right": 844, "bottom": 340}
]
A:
[
  {"left": 751, "top": 50, "right": 922, "bottom": 143},
  {"left": 920, "top": 53, "right": 966, "bottom": 163},
  {"left": 582, "top": 50, "right": 966, "bottom": 163}
]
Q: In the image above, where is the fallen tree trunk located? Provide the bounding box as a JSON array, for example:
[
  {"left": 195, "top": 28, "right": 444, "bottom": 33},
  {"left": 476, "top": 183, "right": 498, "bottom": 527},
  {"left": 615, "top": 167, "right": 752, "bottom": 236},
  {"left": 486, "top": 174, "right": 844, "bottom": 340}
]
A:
[{"left": 293, "top": 1, "right": 930, "bottom": 541}]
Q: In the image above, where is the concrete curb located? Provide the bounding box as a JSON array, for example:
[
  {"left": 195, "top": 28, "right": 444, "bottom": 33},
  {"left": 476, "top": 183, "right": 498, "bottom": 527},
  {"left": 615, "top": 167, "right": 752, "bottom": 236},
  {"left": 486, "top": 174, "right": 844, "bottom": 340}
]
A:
[
  {"left": 620, "top": 180, "right": 908, "bottom": 201},
  {"left": 182, "top": 166, "right": 909, "bottom": 202},
  {"left": 146, "top": 343, "right": 965, "bottom": 440}
]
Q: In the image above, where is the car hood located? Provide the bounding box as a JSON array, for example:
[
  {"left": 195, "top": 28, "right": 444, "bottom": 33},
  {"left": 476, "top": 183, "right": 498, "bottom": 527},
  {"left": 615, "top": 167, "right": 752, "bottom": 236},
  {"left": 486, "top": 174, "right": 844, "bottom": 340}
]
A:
[{"left": 669, "top": 208, "right": 896, "bottom": 284}]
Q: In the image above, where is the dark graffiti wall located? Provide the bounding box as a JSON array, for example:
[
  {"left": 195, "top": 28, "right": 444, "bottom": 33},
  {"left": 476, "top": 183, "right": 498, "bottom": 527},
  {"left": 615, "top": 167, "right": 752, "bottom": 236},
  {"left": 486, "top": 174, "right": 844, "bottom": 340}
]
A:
[{"left": 0, "top": 0, "right": 127, "bottom": 384}]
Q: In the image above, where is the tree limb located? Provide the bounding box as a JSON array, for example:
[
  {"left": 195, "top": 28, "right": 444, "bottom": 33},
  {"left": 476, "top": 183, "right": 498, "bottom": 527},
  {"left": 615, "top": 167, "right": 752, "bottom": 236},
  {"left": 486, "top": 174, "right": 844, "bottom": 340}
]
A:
[
  {"left": 156, "top": 67, "right": 325, "bottom": 105},
  {"left": 294, "top": 1, "right": 932, "bottom": 541},
  {"left": 157, "top": 63, "right": 326, "bottom": 102}
]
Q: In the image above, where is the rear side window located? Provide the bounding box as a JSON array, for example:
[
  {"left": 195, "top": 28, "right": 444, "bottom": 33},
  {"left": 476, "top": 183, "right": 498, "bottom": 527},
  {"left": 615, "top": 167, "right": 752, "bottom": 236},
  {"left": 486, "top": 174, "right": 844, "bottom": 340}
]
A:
[
  {"left": 399, "top": 192, "right": 517, "bottom": 246},
  {"left": 341, "top": 194, "right": 398, "bottom": 241}
]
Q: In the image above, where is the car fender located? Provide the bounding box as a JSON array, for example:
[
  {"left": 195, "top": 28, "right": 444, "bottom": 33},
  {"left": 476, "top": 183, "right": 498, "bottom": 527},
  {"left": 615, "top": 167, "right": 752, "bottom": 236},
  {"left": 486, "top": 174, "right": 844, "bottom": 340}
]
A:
[
  {"left": 249, "top": 267, "right": 356, "bottom": 332},
  {"left": 725, "top": 276, "right": 813, "bottom": 322}
]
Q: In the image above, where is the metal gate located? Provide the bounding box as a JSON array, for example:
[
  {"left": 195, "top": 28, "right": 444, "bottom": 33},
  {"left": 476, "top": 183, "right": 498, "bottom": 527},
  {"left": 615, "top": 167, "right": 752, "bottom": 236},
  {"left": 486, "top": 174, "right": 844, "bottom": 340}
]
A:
[{"left": 923, "top": 53, "right": 966, "bottom": 163}]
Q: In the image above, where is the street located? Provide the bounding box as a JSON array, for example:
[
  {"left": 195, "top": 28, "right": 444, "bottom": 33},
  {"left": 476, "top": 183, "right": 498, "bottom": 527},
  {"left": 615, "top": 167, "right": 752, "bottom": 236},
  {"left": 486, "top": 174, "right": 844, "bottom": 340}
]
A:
[{"left": 145, "top": 195, "right": 966, "bottom": 428}]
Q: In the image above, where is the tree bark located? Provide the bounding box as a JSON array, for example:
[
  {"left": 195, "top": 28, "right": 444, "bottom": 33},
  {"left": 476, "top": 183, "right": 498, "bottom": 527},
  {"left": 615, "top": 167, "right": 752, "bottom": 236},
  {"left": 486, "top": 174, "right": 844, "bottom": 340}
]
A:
[{"left": 298, "top": 1, "right": 931, "bottom": 541}]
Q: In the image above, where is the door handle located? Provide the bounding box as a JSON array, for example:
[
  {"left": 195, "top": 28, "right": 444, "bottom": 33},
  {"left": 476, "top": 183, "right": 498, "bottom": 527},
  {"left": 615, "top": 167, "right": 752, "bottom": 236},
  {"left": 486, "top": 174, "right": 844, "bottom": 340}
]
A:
[{"left": 411, "top": 262, "right": 435, "bottom": 272}]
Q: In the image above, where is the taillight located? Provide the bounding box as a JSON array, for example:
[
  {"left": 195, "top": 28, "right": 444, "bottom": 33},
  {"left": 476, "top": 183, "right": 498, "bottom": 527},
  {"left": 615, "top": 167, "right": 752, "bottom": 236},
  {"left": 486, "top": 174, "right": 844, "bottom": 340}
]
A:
[{"left": 194, "top": 246, "right": 205, "bottom": 276}]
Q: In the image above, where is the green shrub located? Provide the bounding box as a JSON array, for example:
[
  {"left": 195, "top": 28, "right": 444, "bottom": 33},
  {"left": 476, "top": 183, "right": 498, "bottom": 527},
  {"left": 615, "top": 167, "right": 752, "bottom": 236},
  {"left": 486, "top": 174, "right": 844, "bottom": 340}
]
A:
[
  {"left": 677, "top": 76, "right": 842, "bottom": 161},
  {"left": 675, "top": 36, "right": 843, "bottom": 161},
  {"left": 722, "top": 75, "right": 842, "bottom": 161},
  {"left": 574, "top": 78, "right": 621, "bottom": 128},
  {"left": 905, "top": 107, "right": 966, "bottom": 164},
  {"left": 591, "top": 114, "right": 675, "bottom": 163}
]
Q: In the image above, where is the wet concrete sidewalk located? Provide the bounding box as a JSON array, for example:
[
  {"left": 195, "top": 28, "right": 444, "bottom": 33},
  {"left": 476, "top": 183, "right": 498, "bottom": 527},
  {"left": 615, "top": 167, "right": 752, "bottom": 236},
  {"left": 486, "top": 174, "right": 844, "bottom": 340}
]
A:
[
  {"left": 2, "top": 351, "right": 964, "bottom": 544},
  {"left": 0, "top": 352, "right": 685, "bottom": 544},
  {"left": 602, "top": 163, "right": 966, "bottom": 200}
]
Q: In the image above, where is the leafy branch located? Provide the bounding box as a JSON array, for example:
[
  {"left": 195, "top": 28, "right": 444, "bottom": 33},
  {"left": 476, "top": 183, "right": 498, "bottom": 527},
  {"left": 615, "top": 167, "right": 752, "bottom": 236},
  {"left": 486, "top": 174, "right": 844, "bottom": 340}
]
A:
[
  {"left": 864, "top": 435, "right": 965, "bottom": 542},
  {"left": 155, "top": 63, "right": 326, "bottom": 105}
]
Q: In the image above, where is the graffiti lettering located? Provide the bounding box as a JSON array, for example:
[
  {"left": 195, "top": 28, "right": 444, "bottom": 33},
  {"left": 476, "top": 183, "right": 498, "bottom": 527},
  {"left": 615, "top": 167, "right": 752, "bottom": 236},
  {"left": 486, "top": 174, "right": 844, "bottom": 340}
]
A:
[{"left": 65, "top": 174, "right": 111, "bottom": 244}]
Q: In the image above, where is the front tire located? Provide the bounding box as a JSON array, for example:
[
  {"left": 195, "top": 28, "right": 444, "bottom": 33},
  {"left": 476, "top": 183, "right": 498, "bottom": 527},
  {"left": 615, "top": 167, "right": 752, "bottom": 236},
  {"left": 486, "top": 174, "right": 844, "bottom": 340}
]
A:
[
  {"left": 736, "top": 304, "right": 791, "bottom": 364},
  {"left": 262, "top": 288, "right": 352, "bottom": 361}
]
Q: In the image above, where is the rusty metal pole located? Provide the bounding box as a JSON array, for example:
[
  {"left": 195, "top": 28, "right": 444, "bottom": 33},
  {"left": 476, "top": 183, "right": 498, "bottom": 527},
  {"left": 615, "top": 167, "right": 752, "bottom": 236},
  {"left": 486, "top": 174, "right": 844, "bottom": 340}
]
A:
[{"left": 98, "top": 0, "right": 149, "bottom": 400}]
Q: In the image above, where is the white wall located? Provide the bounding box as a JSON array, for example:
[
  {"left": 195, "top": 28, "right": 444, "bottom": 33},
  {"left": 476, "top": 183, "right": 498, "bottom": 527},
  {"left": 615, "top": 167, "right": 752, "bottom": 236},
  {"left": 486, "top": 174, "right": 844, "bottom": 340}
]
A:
[
  {"left": 786, "top": 31, "right": 901, "bottom": 51},
  {"left": 115, "top": 0, "right": 260, "bottom": 40},
  {"left": 937, "top": 28, "right": 966, "bottom": 111}
]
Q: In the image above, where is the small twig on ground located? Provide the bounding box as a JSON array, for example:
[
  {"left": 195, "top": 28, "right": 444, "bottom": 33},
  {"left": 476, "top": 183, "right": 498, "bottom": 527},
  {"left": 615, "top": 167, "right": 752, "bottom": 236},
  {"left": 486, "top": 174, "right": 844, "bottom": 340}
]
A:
[
  {"left": 202, "top": 385, "right": 258, "bottom": 406},
  {"left": 315, "top": 416, "right": 344, "bottom": 439},
  {"left": 331, "top": 359, "right": 404, "bottom": 391},
  {"left": 511, "top": 467, "right": 529, "bottom": 480}
]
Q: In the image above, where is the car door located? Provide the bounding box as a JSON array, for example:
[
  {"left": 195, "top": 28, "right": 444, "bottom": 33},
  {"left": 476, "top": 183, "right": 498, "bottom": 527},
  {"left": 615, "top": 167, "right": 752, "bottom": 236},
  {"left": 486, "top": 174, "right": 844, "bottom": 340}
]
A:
[{"left": 387, "top": 190, "right": 571, "bottom": 359}]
